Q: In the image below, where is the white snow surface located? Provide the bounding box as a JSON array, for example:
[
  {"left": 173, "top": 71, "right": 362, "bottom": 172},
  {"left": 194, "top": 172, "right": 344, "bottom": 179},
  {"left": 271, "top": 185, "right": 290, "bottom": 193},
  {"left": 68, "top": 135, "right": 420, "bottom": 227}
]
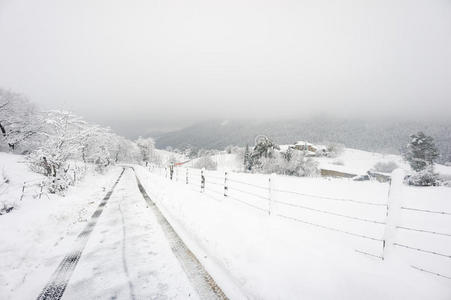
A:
[
  {"left": 0, "top": 154, "right": 123, "bottom": 298},
  {"left": 137, "top": 164, "right": 451, "bottom": 300},
  {"left": 1, "top": 151, "right": 451, "bottom": 299},
  {"left": 188, "top": 147, "right": 451, "bottom": 177},
  {"left": 62, "top": 168, "right": 199, "bottom": 299},
  {"left": 0, "top": 154, "right": 198, "bottom": 299}
]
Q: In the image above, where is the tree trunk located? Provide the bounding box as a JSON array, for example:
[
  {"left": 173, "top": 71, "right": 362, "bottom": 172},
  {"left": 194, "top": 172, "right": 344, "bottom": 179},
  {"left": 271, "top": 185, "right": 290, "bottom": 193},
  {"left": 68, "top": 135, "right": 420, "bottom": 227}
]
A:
[{"left": 0, "top": 122, "right": 14, "bottom": 150}]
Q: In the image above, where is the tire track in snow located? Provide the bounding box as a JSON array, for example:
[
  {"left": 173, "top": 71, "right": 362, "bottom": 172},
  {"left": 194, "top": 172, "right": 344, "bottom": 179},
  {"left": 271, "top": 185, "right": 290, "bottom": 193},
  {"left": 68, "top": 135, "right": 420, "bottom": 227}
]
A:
[
  {"left": 118, "top": 201, "right": 137, "bottom": 300},
  {"left": 36, "top": 168, "right": 125, "bottom": 300},
  {"left": 132, "top": 168, "right": 228, "bottom": 300}
]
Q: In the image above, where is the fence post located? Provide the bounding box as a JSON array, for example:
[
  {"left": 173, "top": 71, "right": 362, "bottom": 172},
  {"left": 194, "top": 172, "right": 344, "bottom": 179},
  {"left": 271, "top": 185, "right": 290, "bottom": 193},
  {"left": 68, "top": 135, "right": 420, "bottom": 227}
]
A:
[
  {"left": 39, "top": 181, "right": 44, "bottom": 199},
  {"left": 19, "top": 182, "right": 26, "bottom": 201},
  {"left": 186, "top": 168, "right": 189, "bottom": 184},
  {"left": 382, "top": 169, "right": 404, "bottom": 260},
  {"left": 200, "top": 169, "right": 205, "bottom": 193},
  {"left": 224, "top": 171, "right": 228, "bottom": 197}
]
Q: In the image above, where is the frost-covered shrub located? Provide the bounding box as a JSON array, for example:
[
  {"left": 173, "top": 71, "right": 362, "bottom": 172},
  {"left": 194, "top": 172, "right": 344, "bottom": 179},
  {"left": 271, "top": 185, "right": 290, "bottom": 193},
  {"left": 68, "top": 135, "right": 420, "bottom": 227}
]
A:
[
  {"left": 405, "top": 168, "right": 440, "bottom": 186},
  {"left": 66, "top": 163, "right": 87, "bottom": 185},
  {"left": 91, "top": 146, "right": 111, "bottom": 174},
  {"left": 260, "top": 157, "right": 280, "bottom": 174},
  {"left": 326, "top": 143, "right": 345, "bottom": 158},
  {"left": 0, "top": 202, "right": 15, "bottom": 215},
  {"left": 27, "top": 149, "right": 64, "bottom": 177},
  {"left": 297, "top": 157, "right": 319, "bottom": 177},
  {"left": 194, "top": 156, "right": 217, "bottom": 170},
  {"left": 373, "top": 161, "right": 398, "bottom": 173},
  {"left": 0, "top": 169, "right": 14, "bottom": 214},
  {"left": 225, "top": 145, "right": 233, "bottom": 154},
  {"left": 46, "top": 172, "right": 70, "bottom": 195},
  {"left": 260, "top": 150, "right": 318, "bottom": 177}
]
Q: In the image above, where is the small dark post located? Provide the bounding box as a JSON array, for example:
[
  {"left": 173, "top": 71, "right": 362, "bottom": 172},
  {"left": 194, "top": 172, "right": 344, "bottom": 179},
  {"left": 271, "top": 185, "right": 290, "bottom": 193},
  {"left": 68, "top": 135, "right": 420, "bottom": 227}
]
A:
[
  {"left": 20, "top": 182, "right": 26, "bottom": 201},
  {"left": 224, "top": 171, "right": 228, "bottom": 197},
  {"left": 39, "top": 181, "right": 44, "bottom": 199},
  {"left": 200, "top": 170, "right": 205, "bottom": 193}
]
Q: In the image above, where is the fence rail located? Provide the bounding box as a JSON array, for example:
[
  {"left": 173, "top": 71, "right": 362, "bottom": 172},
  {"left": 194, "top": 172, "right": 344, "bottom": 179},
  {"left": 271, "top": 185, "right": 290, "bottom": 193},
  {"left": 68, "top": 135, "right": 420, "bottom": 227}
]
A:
[
  {"left": 273, "top": 199, "right": 386, "bottom": 225},
  {"left": 396, "top": 226, "right": 451, "bottom": 237},
  {"left": 401, "top": 206, "right": 451, "bottom": 216},
  {"left": 148, "top": 165, "right": 451, "bottom": 274},
  {"left": 227, "top": 178, "right": 268, "bottom": 190},
  {"left": 277, "top": 213, "right": 384, "bottom": 242},
  {"left": 151, "top": 166, "right": 387, "bottom": 244},
  {"left": 227, "top": 195, "right": 268, "bottom": 212},
  {"left": 411, "top": 265, "right": 451, "bottom": 280},
  {"left": 273, "top": 187, "right": 387, "bottom": 207},
  {"left": 393, "top": 243, "right": 451, "bottom": 259}
]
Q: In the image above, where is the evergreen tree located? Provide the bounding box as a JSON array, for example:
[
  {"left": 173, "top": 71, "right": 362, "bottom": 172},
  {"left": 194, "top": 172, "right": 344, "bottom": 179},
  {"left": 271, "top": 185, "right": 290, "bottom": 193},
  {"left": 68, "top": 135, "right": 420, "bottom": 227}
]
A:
[
  {"left": 403, "top": 131, "right": 439, "bottom": 172},
  {"left": 252, "top": 136, "right": 280, "bottom": 159},
  {"left": 248, "top": 136, "right": 280, "bottom": 170},
  {"left": 244, "top": 144, "right": 250, "bottom": 170}
]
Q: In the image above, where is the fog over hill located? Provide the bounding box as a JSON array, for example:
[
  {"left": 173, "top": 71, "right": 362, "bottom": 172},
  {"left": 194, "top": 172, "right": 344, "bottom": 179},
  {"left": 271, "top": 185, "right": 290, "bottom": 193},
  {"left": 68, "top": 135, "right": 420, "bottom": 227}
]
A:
[{"left": 154, "top": 118, "right": 451, "bottom": 163}]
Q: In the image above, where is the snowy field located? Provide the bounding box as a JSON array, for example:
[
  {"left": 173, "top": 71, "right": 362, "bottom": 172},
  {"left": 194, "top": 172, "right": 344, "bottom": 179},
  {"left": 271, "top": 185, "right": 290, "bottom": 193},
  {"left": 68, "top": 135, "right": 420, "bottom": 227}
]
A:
[
  {"left": 0, "top": 153, "right": 125, "bottom": 298},
  {"left": 1, "top": 151, "right": 450, "bottom": 299},
  {"left": 138, "top": 165, "right": 451, "bottom": 299},
  {"left": 0, "top": 154, "right": 205, "bottom": 299},
  {"left": 188, "top": 148, "right": 451, "bottom": 177}
]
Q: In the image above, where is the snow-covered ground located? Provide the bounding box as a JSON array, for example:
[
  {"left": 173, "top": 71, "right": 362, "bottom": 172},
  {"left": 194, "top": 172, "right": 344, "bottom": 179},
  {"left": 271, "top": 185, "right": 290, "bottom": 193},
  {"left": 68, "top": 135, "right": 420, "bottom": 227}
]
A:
[
  {"left": 188, "top": 147, "right": 451, "bottom": 177},
  {"left": 316, "top": 148, "right": 407, "bottom": 175},
  {"left": 0, "top": 154, "right": 217, "bottom": 299},
  {"left": 61, "top": 168, "right": 199, "bottom": 299},
  {"left": 0, "top": 153, "right": 124, "bottom": 298},
  {"left": 137, "top": 165, "right": 451, "bottom": 299},
  {"left": 2, "top": 151, "right": 450, "bottom": 299}
]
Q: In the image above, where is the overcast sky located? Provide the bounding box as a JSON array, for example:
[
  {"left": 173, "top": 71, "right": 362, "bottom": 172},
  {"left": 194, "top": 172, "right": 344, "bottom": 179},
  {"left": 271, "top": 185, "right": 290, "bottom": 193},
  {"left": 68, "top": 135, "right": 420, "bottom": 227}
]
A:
[{"left": 0, "top": 0, "right": 450, "bottom": 136}]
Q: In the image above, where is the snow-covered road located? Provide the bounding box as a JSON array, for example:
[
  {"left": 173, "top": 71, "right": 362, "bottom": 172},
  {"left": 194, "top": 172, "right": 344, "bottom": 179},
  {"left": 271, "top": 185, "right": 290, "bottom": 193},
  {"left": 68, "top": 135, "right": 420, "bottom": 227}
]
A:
[{"left": 36, "top": 168, "right": 226, "bottom": 300}]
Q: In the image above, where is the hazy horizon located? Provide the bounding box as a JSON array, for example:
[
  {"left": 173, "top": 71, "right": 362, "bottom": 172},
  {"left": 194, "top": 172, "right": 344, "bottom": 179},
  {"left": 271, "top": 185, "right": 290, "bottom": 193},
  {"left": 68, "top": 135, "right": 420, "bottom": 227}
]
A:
[{"left": 1, "top": 0, "right": 451, "bottom": 135}]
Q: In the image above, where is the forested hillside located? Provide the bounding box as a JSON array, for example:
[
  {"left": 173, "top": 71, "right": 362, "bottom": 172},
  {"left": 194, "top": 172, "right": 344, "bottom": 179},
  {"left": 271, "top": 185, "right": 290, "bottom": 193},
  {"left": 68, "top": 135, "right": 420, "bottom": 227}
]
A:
[{"left": 155, "top": 118, "right": 451, "bottom": 163}]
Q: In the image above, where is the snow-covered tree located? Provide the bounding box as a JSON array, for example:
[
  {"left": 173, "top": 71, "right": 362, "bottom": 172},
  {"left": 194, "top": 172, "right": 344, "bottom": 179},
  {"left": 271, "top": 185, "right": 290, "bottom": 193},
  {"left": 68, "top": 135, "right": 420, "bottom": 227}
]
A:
[
  {"left": 261, "top": 148, "right": 318, "bottom": 177},
  {"left": 252, "top": 136, "right": 280, "bottom": 159},
  {"left": 92, "top": 145, "right": 111, "bottom": 173},
  {"left": 136, "top": 137, "right": 156, "bottom": 165},
  {"left": 0, "top": 89, "right": 41, "bottom": 152},
  {"left": 404, "top": 168, "right": 440, "bottom": 186},
  {"left": 71, "top": 123, "right": 109, "bottom": 163},
  {"left": 403, "top": 132, "right": 439, "bottom": 172},
  {"left": 109, "top": 135, "right": 135, "bottom": 163},
  {"left": 244, "top": 144, "right": 251, "bottom": 171},
  {"left": 248, "top": 136, "right": 280, "bottom": 170},
  {"left": 403, "top": 132, "right": 440, "bottom": 186},
  {"left": 27, "top": 111, "right": 94, "bottom": 193},
  {"left": 193, "top": 156, "right": 217, "bottom": 170}
]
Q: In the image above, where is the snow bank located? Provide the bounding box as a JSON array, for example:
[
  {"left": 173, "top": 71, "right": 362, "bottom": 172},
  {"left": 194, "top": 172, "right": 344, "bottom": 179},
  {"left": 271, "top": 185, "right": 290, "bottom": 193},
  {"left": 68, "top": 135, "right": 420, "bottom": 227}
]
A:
[
  {"left": 0, "top": 153, "right": 123, "bottom": 299},
  {"left": 136, "top": 165, "right": 451, "bottom": 300}
]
